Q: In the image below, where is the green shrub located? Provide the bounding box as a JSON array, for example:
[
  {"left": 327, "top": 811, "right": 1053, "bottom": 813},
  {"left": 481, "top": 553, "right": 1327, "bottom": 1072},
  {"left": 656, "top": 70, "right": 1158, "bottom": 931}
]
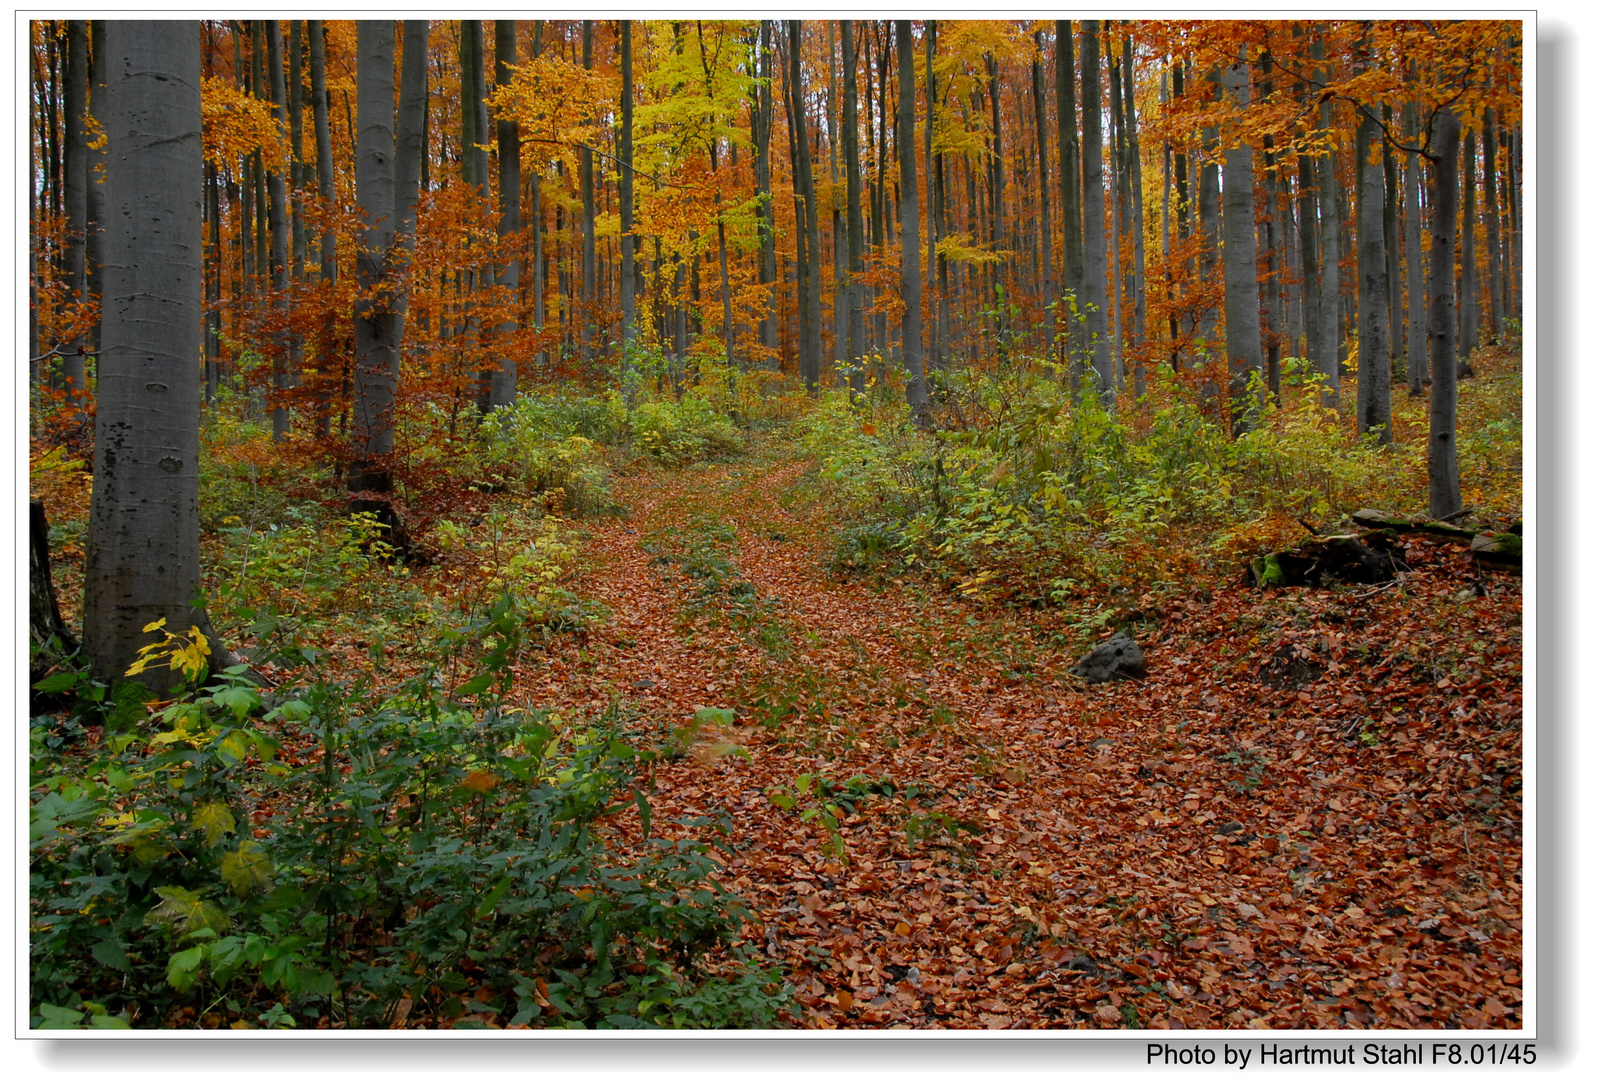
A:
[
  {"left": 29, "top": 597, "right": 797, "bottom": 1030},
  {"left": 629, "top": 396, "right": 741, "bottom": 464}
]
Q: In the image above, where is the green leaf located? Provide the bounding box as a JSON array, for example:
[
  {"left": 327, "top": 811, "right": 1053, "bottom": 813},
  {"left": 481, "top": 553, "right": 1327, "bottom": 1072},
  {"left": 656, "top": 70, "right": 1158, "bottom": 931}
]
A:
[
  {"left": 634, "top": 787, "right": 653, "bottom": 839},
  {"left": 475, "top": 877, "right": 513, "bottom": 919},
  {"left": 143, "top": 885, "right": 230, "bottom": 940},
  {"left": 34, "top": 1002, "right": 86, "bottom": 1028},
  {"left": 92, "top": 938, "right": 131, "bottom": 973},
  {"left": 211, "top": 685, "right": 261, "bottom": 721},
  {"left": 191, "top": 801, "right": 237, "bottom": 846},
  {"left": 694, "top": 707, "right": 736, "bottom": 725},
  {"left": 454, "top": 672, "right": 495, "bottom": 697},
  {"left": 166, "top": 944, "right": 207, "bottom": 991},
  {"left": 220, "top": 841, "right": 274, "bottom": 896},
  {"left": 214, "top": 729, "right": 252, "bottom": 765},
  {"left": 32, "top": 670, "right": 81, "bottom": 693}
]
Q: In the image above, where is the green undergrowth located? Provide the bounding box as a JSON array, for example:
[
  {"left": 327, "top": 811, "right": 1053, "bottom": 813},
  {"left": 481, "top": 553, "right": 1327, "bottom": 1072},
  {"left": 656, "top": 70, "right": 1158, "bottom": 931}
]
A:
[
  {"left": 795, "top": 352, "right": 1522, "bottom": 607},
  {"left": 30, "top": 595, "right": 797, "bottom": 1030}
]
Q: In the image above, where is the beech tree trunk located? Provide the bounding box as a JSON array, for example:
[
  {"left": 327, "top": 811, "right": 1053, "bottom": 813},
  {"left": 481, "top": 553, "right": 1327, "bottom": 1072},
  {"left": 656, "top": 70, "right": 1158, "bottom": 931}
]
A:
[
  {"left": 896, "top": 21, "right": 927, "bottom": 416},
  {"left": 1404, "top": 100, "right": 1426, "bottom": 392},
  {"left": 85, "top": 20, "right": 232, "bottom": 691},
  {"left": 1356, "top": 107, "right": 1391, "bottom": 443},
  {"left": 620, "top": 21, "right": 636, "bottom": 351},
  {"left": 489, "top": 19, "right": 519, "bottom": 408},
  {"left": 1427, "top": 108, "right": 1463, "bottom": 519},
  {"left": 1079, "top": 22, "right": 1112, "bottom": 405},
  {"left": 350, "top": 21, "right": 402, "bottom": 535},
  {"left": 62, "top": 20, "right": 88, "bottom": 414},
  {"left": 842, "top": 21, "right": 867, "bottom": 388},
  {"left": 1219, "top": 59, "right": 1263, "bottom": 436},
  {"left": 309, "top": 21, "right": 337, "bottom": 438},
  {"left": 265, "top": 21, "right": 290, "bottom": 442}
]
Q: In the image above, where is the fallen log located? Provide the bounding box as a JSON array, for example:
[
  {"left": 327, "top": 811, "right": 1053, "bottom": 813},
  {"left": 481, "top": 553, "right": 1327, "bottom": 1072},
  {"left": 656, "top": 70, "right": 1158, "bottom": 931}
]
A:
[
  {"left": 1247, "top": 531, "right": 1409, "bottom": 589},
  {"left": 1350, "top": 508, "right": 1477, "bottom": 543},
  {"left": 1469, "top": 531, "right": 1523, "bottom": 573}
]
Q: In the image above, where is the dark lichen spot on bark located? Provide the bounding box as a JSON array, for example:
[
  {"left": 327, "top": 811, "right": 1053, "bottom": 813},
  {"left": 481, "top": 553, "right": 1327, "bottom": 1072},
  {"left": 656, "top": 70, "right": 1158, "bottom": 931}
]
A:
[
  {"left": 158, "top": 457, "right": 183, "bottom": 473},
  {"left": 145, "top": 382, "right": 168, "bottom": 392}
]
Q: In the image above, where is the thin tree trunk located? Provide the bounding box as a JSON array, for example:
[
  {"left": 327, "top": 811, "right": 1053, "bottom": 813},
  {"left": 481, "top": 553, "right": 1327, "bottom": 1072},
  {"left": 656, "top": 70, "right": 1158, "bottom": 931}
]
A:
[
  {"left": 1219, "top": 59, "right": 1263, "bottom": 436},
  {"left": 1313, "top": 41, "right": 1341, "bottom": 408},
  {"left": 581, "top": 21, "right": 597, "bottom": 361},
  {"left": 1032, "top": 38, "right": 1054, "bottom": 365},
  {"left": 309, "top": 20, "right": 337, "bottom": 438},
  {"left": 1079, "top": 22, "right": 1112, "bottom": 405},
  {"left": 620, "top": 21, "right": 636, "bottom": 355},
  {"left": 1459, "top": 126, "right": 1478, "bottom": 361},
  {"left": 1356, "top": 106, "right": 1391, "bottom": 443},
  {"left": 1123, "top": 35, "right": 1147, "bottom": 397},
  {"left": 897, "top": 21, "right": 926, "bottom": 415},
  {"left": 62, "top": 20, "right": 88, "bottom": 414},
  {"left": 265, "top": 21, "right": 290, "bottom": 442},
  {"left": 489, "top": 19, "right": 519, "bottom": 408},
  {"left": 1404, "top": 100, "right": 1425, "bottom": 392},
  {"left": 1483, "top": 106, "right": 1503, "bottom": 341},
  {"left": 842, "top": 21, "right": 867, "bottom": 388},
  {"left": 1427, "top": 107, "right": 1463, "bottom": 519},
  {"left": 1057, "top": 22, "right": 1084, "bottom": 381}
]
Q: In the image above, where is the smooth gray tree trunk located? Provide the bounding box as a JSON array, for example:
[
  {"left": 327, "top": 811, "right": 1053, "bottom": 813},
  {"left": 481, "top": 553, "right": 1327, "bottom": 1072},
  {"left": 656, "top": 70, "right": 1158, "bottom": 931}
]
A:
[
  {"left": 620, "top": 21, "right": 636, "bottom": 351},
  {"left": 842, "top": 21, "right": 867, "bottom": 388},
  {"left": 1356, "top": 108, "right": 1391, "bottom": 443},
  {"left": 266, "top": 21, "right": 290, "bottom": 442},
  {"left": 489, "top": 19, "right": 519, "bottom": 408},
  {"left": 63, "top": 21, "right": 89, "bottom": 412},
  {"left": 1404, "top": 100, "right": 1425, "bottom": 392},
  {"left": 1427, "top": 108, "right": 1463, "bottom": 519},
  {"left": 350, "top": 21, "right": 401, "bottom": 529},
  {"left": 896, "top": 21, "right": 927, "bottom": 415},
  {"left": 1079, "top": 22, "right": 1112, "bottom": 405},
  {"left": 309, "top": 21, "right": 337, "bottom": 437},
  {"left": 1219, "top": 59, "right": 1264, "bottom": 436},
  {"left": 85, "top": 20, "right": 231, "bottom": 690},
  {"left": 1314, "top": 44, "right": 1341, "bottom": 408},
  {"left": 1459, "top": 127, "right": 1478, "bottom": 361}
]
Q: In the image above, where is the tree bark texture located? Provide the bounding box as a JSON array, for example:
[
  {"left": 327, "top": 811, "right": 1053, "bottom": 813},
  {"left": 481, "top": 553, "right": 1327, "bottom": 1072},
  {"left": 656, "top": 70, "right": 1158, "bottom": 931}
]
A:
[
  {"left": 1427, "top": 108, "right": 1463, "bottom": 519},
  {"left": 85, "top": 20, "right": 229, "bottom": 691}
]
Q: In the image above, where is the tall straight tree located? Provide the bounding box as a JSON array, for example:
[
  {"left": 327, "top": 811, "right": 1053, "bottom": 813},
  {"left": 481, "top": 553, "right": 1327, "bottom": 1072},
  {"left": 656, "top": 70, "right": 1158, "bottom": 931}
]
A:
[
  {"left": 841, "top": 20, "right": 867, "bottom": 388},
  {"left": 1031, "top": 36, "right": 1054, "bottom": 363},
  {"left": 581, "top": 20, "right": 597, "bottom": 359},
  {"left": 1482, "top": 107, "right": 1503, "bottom": 340},
  {"left": 1427, "top": 107, "right": 1463, "bottom": 518},
  {"left": 1122, "top": 35, "right": 1148, "bottom": 397},
  {"left": 350, "top": 20, "right": 402, "bottom": 534},
  {"left": 62, "top": 21, "right": 88, "bottom": 414},
  {"left": 1079, "top": 21, "right": 1112, "bottom": 404},
  {"left": 786, "top": 20, "right": 822, "bottom": 389},
  {"left": 84, "top": 20, "right": 232, "bottom": 689},
  {"left": 265, "top": 21, "right": 290, "bottom": 441},
  {"left": 393, "top": 20, "right": 429, "bottom": 343},
  {"left": 1218, "top": 58, "right": 1264, "bottom": 436},
  {"left": 309, "top": 20, "right": 337, "bottom": 436},
  {"left": 1057, "top": 22, "right": 1084, "bottom": 377},
  {"left": 1459, "top": 126, "right": 1478, "bottom": 360},
  {"left": 753, "top": 21, "right": 778, "bottom": 365},
  {"left": 619, "top": 21, "right": 636, "bottom": 350},
  {"left": 1356, "top": 104, "right": 1392, "bottom": 442},
  {"left": 1404, "top": 98, "right": 1425, "bottom": 392},
  {"left": 488, "top": 19, "right": 519, "bottom": 408},
  {"left": 896, "top": 21, "right": 927, "bottom": 415},
  {"left": 1313, "top": 39, "right": 1342, "bottom": 407}
]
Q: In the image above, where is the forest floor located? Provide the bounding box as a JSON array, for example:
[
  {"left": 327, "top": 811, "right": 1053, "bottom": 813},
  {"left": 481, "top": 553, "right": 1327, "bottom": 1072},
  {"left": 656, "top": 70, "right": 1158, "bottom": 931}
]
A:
[{"left": 514, "top": 433, "right": 1524, "bottom": 1030}]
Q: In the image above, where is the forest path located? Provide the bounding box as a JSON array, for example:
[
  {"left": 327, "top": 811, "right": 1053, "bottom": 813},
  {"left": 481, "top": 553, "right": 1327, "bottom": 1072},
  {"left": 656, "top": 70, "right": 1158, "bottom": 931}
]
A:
[{"left": 532, "top": 433, "right": 1523, "bottom": 1030}]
